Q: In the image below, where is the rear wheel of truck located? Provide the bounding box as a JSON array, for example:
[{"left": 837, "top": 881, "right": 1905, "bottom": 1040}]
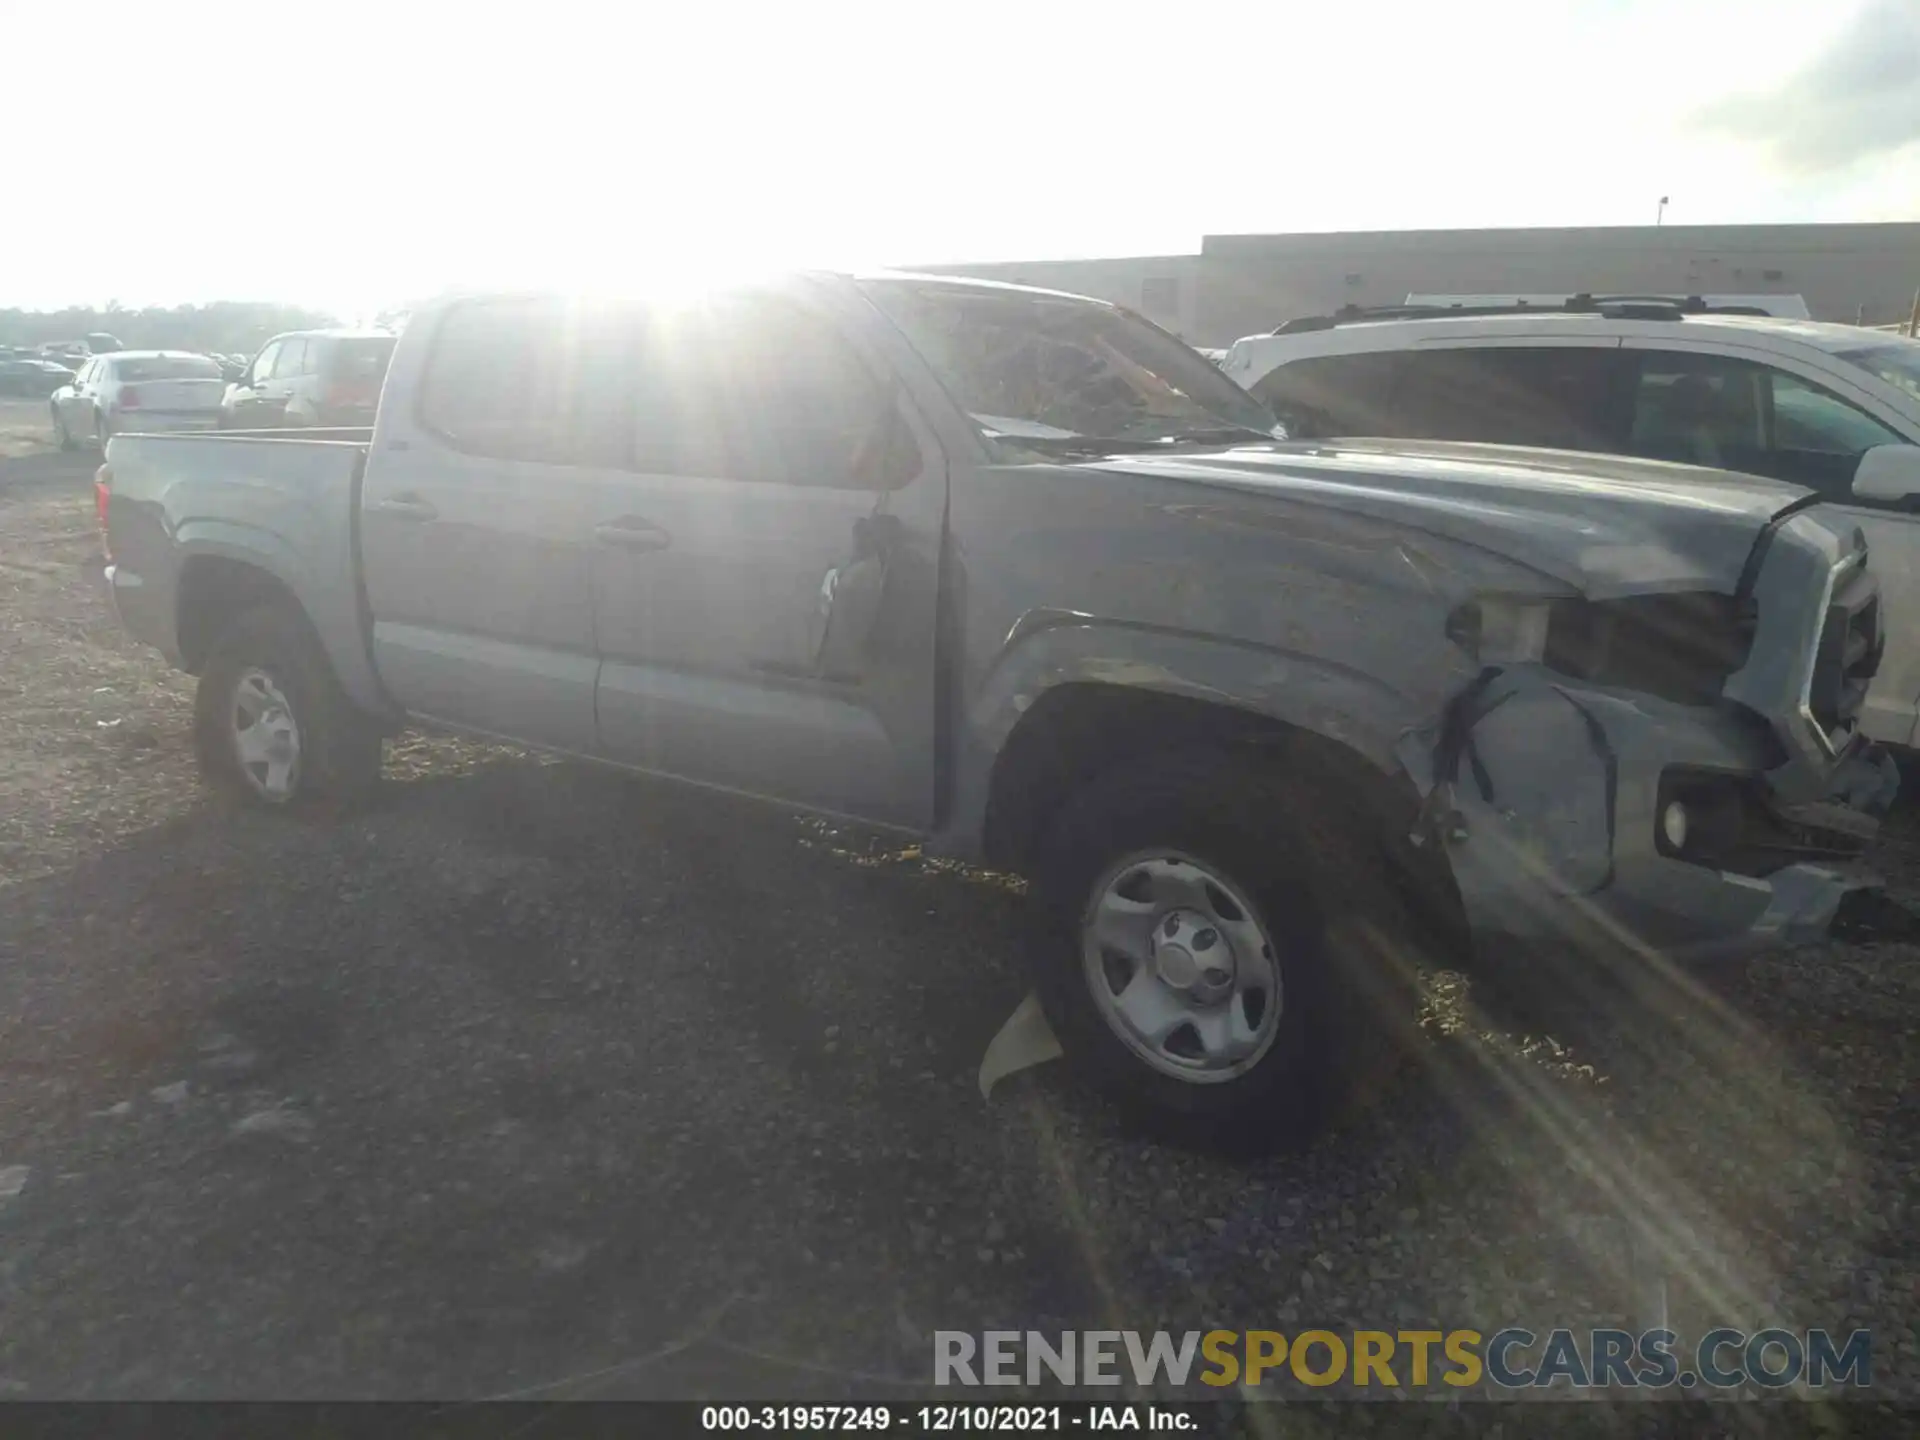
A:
[
  {"left": 1028, "top": 748, "right": 1418, "bottom": 1154},
  {"left": 193, "top": 604, "right": 383, "bottom": 814}
]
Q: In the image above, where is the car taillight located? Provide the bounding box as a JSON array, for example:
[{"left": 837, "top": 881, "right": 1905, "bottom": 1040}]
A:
[
  {"left": 94, "top": 467, "right": 112, "bottom": 560},
  {"left": 117, "top": 385, "right": 141, "bottom": 408}
]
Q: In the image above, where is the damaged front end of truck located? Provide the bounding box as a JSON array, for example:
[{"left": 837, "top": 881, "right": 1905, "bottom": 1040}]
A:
[{"left": 1396, "top": 500, "right": 1909, "bottom": 968}]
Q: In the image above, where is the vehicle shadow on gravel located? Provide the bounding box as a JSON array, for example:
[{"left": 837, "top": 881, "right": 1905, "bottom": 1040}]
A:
[{"left": 0, "top": 755, "right": 1908, "bottom": 1400}]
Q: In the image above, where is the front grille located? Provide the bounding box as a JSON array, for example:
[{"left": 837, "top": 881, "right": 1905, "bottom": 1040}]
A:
[{"left": 1809, "top": 556, "right": 1881, "bottom": 742}]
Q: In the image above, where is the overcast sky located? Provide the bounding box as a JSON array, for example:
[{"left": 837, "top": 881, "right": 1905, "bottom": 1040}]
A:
[{"left": 4, "top": 0, "right": 1917, "bottom": 314}]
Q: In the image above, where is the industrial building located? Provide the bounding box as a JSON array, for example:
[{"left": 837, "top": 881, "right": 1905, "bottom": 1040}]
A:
[{"left": 922, "top": 222, "right": 1920, "bottom": 348}]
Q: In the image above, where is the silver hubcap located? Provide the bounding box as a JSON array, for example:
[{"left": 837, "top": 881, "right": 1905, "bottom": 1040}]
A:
[
  {"left": 1080, "top": 852, "right": 1283, "bottom": 1083},
  {"left": 231, "top": 668, "right": 302, "bottom": 801}
]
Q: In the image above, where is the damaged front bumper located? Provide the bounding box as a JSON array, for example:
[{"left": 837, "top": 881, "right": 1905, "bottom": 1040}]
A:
[
  {"left": 1399, "top": 674, "right": 1900, "bottom": 965},
  {"left": 1399, "top": 507, "right": 1912, "bottom": 966}
]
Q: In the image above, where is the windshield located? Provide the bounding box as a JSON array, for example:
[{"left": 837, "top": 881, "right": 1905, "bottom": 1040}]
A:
[
  {"left": 1839, "top": 339, "right": 1920, "bottom": 407},
  {"left": 861, "top": 279, "right": 1281, "bottom": 447},
  {"left": 116, "top": 356, "right": 223, "bottom": 381}
]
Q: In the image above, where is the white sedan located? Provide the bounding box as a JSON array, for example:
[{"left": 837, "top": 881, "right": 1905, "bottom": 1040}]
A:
[{"left": 51, "top": 351, "right": 227, "bottom": 450}]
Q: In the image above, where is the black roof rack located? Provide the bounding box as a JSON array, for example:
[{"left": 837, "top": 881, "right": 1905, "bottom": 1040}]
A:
[{"left": 1271, "top": 293, "right": 1774, "bottom": 335}]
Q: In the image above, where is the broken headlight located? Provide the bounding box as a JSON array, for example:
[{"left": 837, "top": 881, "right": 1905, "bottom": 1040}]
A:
[{"left": 1447, "top": 592, "right": 1756, "bottom": 706}]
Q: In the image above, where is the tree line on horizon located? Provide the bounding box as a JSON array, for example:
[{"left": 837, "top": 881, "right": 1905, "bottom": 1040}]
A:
[{"left": 0, "top": 301, "right": 343, "bottom": 357}]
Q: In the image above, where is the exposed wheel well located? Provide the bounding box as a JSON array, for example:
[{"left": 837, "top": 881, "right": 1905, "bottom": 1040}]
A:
[
  {"left": 981, "top": 683, "right": 1470, "bottom": 964},
  {"left": 175, "top": 557, "right": 303, "bottom": 675}
]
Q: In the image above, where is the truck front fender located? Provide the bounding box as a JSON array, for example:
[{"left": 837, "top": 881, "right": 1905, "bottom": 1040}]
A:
[
  {"left": 972, "top": 613, "right": 1416, "bottom": 764},
  {"left": 937, "top": 612, "right": 1431, "bottom": 861}
]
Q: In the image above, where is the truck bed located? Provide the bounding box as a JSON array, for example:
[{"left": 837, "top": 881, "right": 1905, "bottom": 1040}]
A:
[{"left": 100, "top": 430, "right": 392, "bottom": 715}]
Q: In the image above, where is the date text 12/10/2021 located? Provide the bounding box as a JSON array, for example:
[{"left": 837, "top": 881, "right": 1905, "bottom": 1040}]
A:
[{"left": 699, "top": 1405, "right": 1196, "bottom": 1432}]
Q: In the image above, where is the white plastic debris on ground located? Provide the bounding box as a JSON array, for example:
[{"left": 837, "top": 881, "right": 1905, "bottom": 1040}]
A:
[
  {"left": 0, "top": 1166, "right": 30, "bottom": 1208},
  {"left": 977, "top": 991, "right": 1063, "bottom": 1099},
  {"left": 232, "top": 1108, "right": 314, "bottom": 1143}
]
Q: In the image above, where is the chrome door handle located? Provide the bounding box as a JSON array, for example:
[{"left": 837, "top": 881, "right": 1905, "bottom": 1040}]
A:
[
  {"left": 369, "top": 495, "right": 438, "bottom": 522},
  {"left": 593, "top": 519, "right": 671, "bottom": 551}
]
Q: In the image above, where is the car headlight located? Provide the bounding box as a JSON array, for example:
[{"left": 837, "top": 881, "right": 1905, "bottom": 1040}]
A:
[{"left": 1447, "top": 592, "right": 1757, "bottom": 705}]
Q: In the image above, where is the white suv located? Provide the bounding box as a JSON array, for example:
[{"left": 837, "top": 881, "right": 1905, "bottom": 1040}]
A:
[{"left": 1221, "top": 301, "right": 1920, "bottom": 746}]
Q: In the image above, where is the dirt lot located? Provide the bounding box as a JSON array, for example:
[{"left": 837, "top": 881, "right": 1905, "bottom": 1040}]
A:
[{"left": 0, "top": 418, "right": 1916, "bottom": 1414}]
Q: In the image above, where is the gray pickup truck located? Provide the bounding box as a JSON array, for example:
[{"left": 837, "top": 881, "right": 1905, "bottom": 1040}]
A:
[{"left": 99, "top": 272, "right": 1901, "bottom": 1150}]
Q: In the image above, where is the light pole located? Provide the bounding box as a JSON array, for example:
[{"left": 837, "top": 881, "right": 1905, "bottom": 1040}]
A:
[{"left": 1656, "top": 196, "right": 1669, "bottom": 226}]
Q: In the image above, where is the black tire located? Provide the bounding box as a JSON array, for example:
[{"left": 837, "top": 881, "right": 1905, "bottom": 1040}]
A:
[
  {"left": 1028, "top": 746, "right": 1421, "bottom": 1155},
  {"left": 193, "top": 604, "right": 382, "bottom": 814},
  {"left": 94, "top": 411, "right": 110, "bottom": 451},
  {"left": 53, "top": 406, "right": 74, "bottom": 451}
]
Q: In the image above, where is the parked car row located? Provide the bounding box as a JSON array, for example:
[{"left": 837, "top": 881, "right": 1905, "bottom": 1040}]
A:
[
  {"left": 0, "top": 347, "right": 76, "bottom": 397},
  {"left": 52, "top": 352, "right": 228, "bottom": 448},
  {"left": 0, "top": 334, "right": 124, "bottom": 395},
  {"left": 47, "top": 329, "right": 397, "bottom": 447}
]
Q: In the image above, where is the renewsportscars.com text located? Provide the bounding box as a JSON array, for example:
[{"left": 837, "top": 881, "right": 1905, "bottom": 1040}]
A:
[{"left": 934, "top": 1328, "right": 1872, "bottom": 1391}]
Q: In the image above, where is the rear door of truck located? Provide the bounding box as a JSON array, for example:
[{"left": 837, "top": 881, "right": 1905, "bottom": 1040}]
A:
[{"left": 356, "top": 297, "right": 622, "bottom": 753}]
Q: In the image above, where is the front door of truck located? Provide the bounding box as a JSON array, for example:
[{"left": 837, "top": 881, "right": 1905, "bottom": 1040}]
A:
[
  {"left": 357, "top": 296, "right": 627, "bottom": 753},
  {"left": 588, "top": 281, "right": 948, "bottom": 828}
]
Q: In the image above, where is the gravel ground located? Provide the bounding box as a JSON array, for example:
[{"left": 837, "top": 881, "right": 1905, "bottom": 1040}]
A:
[{"left": 0, "top": 449, "right": 1915, "bottom": 1422}]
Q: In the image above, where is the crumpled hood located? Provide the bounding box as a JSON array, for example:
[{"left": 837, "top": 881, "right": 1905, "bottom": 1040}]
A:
[{"left": 1091, "top": 438, "right": 1815, "bottom": 598}]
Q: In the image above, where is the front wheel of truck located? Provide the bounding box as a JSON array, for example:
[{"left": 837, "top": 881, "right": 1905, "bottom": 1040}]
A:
[
  {"left": 194, "top": 604, "right": 382, "bottom": 814},
  {"left": 1028, "top": 748, "right": 1417, "bottom": 1154}
]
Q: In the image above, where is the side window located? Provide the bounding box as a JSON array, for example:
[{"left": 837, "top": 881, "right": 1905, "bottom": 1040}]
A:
[
  {"left": 1769, "top": 371, "right": 1900, "bottom": 455},
  {"left": 272, "top": 338, "right": 307, "bottom": 380},
  {"left": 1391, "top": 347, "right": 1630, "bottom": 449},
  {"left": 416, "top": 297, "right": 633, "bottom": 467},
  {"left": 634, "top": 294, "right": 916, "bottom": 489},
  {"left": 249, "top": 342, "right": 281, "bottom": 385},
  {"left": 1252, "top": 352, "right": 1403, "bottom": 437},
  {"left": 1626, "top": 353, "right": 1899, "bottom": 498},
  {"left": 1627, "top": 353, "right": 1762, "bottom": 468},
  {"left": 74, "top": 360, "right": 94, "bottom": 388}
]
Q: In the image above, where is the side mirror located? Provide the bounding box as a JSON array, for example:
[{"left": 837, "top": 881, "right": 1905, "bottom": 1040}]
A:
[{"left": 1852, "top": 444, "right": 1920, "bottom": 503}]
